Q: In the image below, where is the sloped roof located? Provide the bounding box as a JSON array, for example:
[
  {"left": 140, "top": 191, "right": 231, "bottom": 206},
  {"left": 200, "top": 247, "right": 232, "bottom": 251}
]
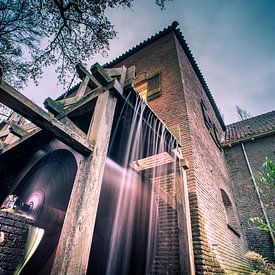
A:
[
  {"left": 104, "top": 21, "right": 226, "bottom": 130},
  {"left": 224, "top": 110, "right": 275, "bottom": 144}
]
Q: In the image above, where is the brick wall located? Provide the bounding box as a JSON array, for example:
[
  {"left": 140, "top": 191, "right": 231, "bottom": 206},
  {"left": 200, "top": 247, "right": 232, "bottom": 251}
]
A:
[
  {"left": 110, "top": 31, "right": 252, "bottom": 273},
  {"left": 0, "top": 211, "right": 32, "bottom": 275},
  {"left": 150, "top": 173, "right": 180, "bottom": 274},
  {"left": 173, "top": 35, "right": 251, "bottom": 274},
  {"left": 224, "top": 136, "right": 275, "bottom": 262}
]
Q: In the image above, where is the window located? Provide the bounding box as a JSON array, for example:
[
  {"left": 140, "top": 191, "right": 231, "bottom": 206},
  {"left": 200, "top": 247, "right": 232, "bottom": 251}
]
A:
[
  {"left": 221, "top": 189, "right": 240, "bottom": 236},
  {"left": 135, "top": 72, "right": 161, "bottom": 101},
  {"left": 200, "top": 99, "right": 221, "bottom": 148}
]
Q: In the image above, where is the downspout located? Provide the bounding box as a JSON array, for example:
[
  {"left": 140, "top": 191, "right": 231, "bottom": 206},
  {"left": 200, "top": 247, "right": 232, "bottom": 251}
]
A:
[{"left": 241, "top": 142, "right": 275, "bottom": 247}]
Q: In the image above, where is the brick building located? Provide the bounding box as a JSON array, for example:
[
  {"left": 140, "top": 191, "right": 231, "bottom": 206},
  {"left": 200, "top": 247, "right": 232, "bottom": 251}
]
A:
[
  {"left": 0, "top": 21, "right": 274, "bottom": 274},
  {"left": 103, "top": 21, "right": 274, "bottom": 273}
]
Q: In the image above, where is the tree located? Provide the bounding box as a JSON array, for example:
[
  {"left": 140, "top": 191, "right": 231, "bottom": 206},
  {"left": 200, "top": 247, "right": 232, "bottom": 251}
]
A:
[
  {"left": 0, "top": 0, "right": 172, "bottom": 88},
  {"left": 236, "top": 105, "right": 251, "bottom": 121}
]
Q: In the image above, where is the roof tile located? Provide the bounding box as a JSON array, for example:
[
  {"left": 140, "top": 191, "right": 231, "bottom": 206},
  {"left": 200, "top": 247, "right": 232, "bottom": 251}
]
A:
[{"left": 224, "top": 110, "right": 275, "bottom": 144}]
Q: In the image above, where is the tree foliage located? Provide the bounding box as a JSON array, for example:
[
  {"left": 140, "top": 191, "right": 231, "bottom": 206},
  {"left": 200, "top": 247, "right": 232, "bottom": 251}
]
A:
[
  {"left": 258, "top": 158, "right": 275, "bottom": 187},
  {"left": 0, "top": 0, "right": 172, "bottom": 88},
  {"left": 248, "top": 158, "right": 275, "bottom": 233}
]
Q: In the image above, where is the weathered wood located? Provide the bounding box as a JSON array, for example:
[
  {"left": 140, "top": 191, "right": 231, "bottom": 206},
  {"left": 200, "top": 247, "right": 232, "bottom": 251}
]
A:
[
  {"left": 76, "top": 63, "right": 99, "bottom": 90},
  {"left": 57, "top": 86, "right": 106, "bottom": 119},
  {"left": 51, "top": 91, "right": 118, "bottom": 275},
  {"left": 44, "top": 97, "right": 64, "bottom": 115},
  {"left": 119, "top": 65, "right": 127, "bottom": 86},
  {"left": 0, "top": 128, "right": 41, "bottom": 154},
  {"left": 175, "top": 159, "right": 195, "bottom": 275},
  {"left": 57, "top": 96, "right": 79, "bottom": 107},
  {"left": 104, "top": 66, "right": 127, "bottom": 87},
  {"left": 0, "top": 81, "right": 93, "bottom": 155},
  {"left": 56, "top": 79, "right": 123, "bottom": 120},
  {"left": 59, "top": 116, "right": 86, "bottom": 140},
  {"left": 124, "top": 65, "right": 136, "bottom": 86},
  {"left": 90, "top": 63, "right": 113, "bottom": 86},
  {"left": 0, "top": 129, "right": 9, "bottom": 138},
  {"left": 9, "top": 123, "right": 27, "bottom": 138},
  {"left": 76, "top": 76, "right": 89, "bottom": 101},
  {"left": 131, "top": 152, "right": 174, "bottom": 172},
  {"left": 105, "top": 67, "right": 123, "bottom": 77}
]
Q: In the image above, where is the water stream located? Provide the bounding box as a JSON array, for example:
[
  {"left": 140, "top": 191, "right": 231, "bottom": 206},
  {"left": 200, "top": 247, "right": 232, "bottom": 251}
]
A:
[{"left": 88, "top": 93, "right": 178, "bottom": 274}]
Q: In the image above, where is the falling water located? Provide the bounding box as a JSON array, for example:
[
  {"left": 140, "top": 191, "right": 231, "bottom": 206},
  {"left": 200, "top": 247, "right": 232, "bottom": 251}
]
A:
[
  {"left": 88, "top": 92, "right": 178, "bottom": 275},
  {"left": 1, "top": 92, "right": 179, "bottom": 274}
]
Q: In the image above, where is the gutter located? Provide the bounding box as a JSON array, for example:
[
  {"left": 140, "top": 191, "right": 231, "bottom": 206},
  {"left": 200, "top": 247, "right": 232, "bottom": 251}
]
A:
[{"left": 241, "top": 143, "right": 275, "bottom": 247}]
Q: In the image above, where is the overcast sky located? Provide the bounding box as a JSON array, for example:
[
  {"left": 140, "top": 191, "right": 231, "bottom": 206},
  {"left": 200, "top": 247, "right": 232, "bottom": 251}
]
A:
[{"left": 23, "top": 0, "right": 275, "bottom": 124}]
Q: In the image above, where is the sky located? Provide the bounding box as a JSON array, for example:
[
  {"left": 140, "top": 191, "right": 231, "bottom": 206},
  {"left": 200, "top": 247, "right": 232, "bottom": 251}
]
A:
[{"left": 22, "top": 0, "right": 275, "bottom": 124}]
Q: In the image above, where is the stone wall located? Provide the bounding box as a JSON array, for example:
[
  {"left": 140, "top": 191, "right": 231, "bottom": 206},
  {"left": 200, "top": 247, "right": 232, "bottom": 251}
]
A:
[
  {"left": 224, "top": 136, "right": 275, "bottom": 262},
  {"left": 110, "top": 31, "right": 252, "bottom": 273}
]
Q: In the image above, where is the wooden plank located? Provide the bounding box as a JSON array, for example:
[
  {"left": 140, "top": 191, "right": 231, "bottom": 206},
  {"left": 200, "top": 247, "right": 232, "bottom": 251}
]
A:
[
  {"left": 76, "top": 75, "right": 89, "bottom": 100},
  {"left": 76, "top": 63, "right": 99, "bottom": 90},
  {"left": 175, "top": 159, "right": 195, "bottom": 275},
  {"left": 57, "top": 96, "right": 79, "bottom": 107},
  {"left": 131, "top": 152, "right": 174, "bottom": 171},
  {"left": 56, "top": 79, "right": 123, "bottom": 120},
  {"left": 51, "top": 91, "right": 118, "bottom": 275},
  {"left": 9, "top": 123, "right": 27, "bottom": 138},
  {"left": 44, "top": 97, "right": 64, "bottom": 115},
  {"left": 57, "top": 86, "right": 106, "bottom": 119},
  {"left": 0, "top": 81, "right": 93, "bottom": 155},
  {"left": 0, "top": 129, "right": 9, "bottom": 138},
  {"left": 119, "top": 65, "right": 127, "bottom": 86},
  {"left": 91, "top": 63, "right": 113, "bottom": 86},
  {"left": 105, "top": 67, "right": 122, "bottom": 77},
  {"left": 0, "top": 128, "right": 41, "bottom": 154},
  {"left": 124, "top": 65, "right": 136, "bottom": 86}
]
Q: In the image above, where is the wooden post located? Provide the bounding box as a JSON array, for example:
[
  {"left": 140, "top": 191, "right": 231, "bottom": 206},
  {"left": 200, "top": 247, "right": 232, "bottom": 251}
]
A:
[
  {"left": 51, "top": 90, "right": 118, "bottom": 275},
  {"left": 175, "top": 158, "right": 195, "bottom": 275}
]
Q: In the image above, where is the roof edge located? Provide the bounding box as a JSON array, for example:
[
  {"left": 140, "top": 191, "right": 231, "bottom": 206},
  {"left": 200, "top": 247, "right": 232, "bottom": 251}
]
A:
[
  {"left": 222, "top": 128, "right": 275, "bottom": 147},
  {"left": 226, "top": 110, "right": 275, "bottom": 128},
  {"left": 103, "top": 21, "right": 226, "bottom": 130},
  {"left": 173, "top": 29, "right": 226, "bottom": 130},
  {"left": 104, "top": 21, "right": 179, "bottom": 68}
]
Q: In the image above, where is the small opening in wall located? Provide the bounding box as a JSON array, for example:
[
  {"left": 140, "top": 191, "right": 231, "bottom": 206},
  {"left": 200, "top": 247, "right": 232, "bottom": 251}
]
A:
[{"left": 221, "top": 189, "right": 240, "bottom": 237}]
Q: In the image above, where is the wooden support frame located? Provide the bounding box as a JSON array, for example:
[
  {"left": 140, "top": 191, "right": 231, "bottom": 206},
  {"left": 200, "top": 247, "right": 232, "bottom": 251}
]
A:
[
  {"left": 0, "top": 81, "right": 93, "bottom": 155},
  {"left": 51, "top": 91, "right": 118, "bottom": 275},
  {"left": 176, "top": 157, "right": 195, "bottom": 275}
]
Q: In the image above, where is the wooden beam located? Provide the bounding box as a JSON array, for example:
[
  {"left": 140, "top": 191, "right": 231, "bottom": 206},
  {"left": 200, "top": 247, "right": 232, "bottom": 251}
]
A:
[
  {"left": 76, "top": 75, "right": 89, "bottom": 101},
  {"left": 9, "top": 123, "right": 27, "bottom": 138},
  {"left": 57, "top": 86, "right": 106, "bottom": 119},
  {"left": 176, "top": 159, "right": 195, "bottom": 275},
  {"left": 44, "top": 97, "right": 64, "bottom": 115},
  {"left": 131, "top": 152, "right": 174, "bottom": 172},
  {"left": 105, "top": 67, "right": 122, "bottom": 77},
  {"left": 90, "top": 63, "right": 113, "bottom": 86},
  {"left": 52, "top": 91, "right": 118, "bottom": 274},
  {"left": 119, "top": 65, "right": 127, "bottom": 86},
  {"left": 76, "top": 63, "right": 99, "bottom": 90},
  {"left": 0, "top": 128, "right": 41, "bottom": 154},
  {"left": 0, "top": 81, "right": 93, "bottom": 155},
  {"left": 57, "top": 96, "right": 79, "bottom": 107},
  {"left": 124, "top": 65, "right": 136, "bottom": 86},
  {"left": 56, "top": 79, "right": 123, "bottom": 119}
]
